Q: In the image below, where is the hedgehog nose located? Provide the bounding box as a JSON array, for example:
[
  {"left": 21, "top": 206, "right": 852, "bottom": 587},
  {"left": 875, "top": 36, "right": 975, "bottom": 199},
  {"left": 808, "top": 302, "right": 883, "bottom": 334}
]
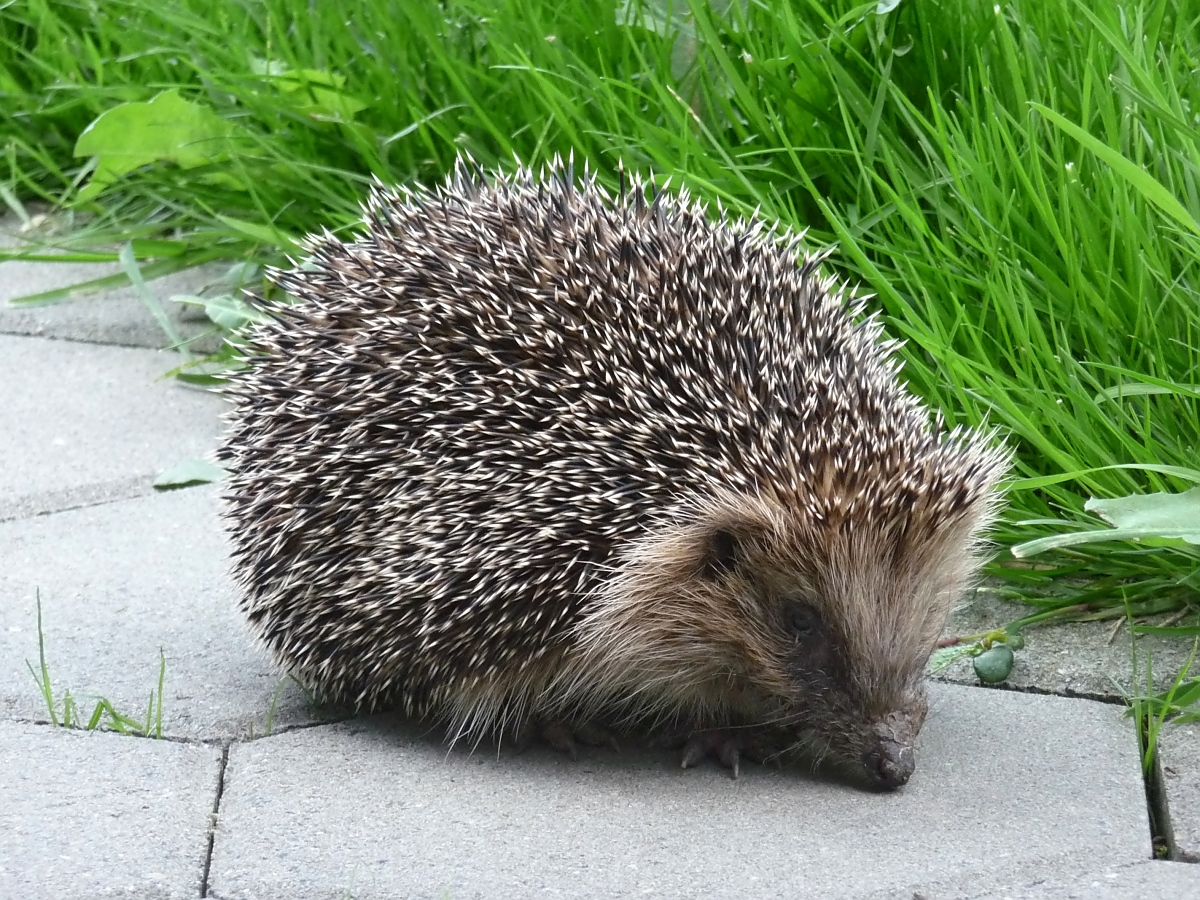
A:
[{"left": 862, "top": 739, "right": 915, "bottom": 790}]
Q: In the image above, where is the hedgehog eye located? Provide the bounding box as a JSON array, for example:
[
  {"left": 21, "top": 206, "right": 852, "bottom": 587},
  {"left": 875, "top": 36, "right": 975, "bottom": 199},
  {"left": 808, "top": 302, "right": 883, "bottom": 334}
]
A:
[
  {"left": 783, "top": 602, "right": 822, "bottom": 641},
  {"left": 782, "top": 601, "right": 836, "bottom": 676},
  {"left": 701, "top": 528, "right": 739, "bottom": 579}
]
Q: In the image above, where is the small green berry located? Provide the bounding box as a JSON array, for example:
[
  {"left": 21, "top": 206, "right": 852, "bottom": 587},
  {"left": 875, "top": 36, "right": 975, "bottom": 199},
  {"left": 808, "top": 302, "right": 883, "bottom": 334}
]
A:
[{"left": 973, "top": 644, "right": 1015, "bottom": 684}]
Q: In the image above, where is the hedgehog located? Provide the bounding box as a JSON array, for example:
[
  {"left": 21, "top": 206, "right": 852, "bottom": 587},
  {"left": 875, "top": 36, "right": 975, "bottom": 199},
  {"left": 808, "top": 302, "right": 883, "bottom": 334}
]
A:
[{"left": 218, "top": 154, "right": 1010, "bottom": 790}]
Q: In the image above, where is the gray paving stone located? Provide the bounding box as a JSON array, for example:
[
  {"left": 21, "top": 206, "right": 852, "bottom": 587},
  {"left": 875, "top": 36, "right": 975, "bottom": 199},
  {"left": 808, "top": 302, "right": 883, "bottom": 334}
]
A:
[
  {"left": 0, "top": 486, "right": 324, "bottom": 739},
  {"left": 0, "top": 333, "right": 226, "bottom": 520},
  {"left": 1, "top": 211, "right": 229, "bottom": 351},
  {"left": 1160, "top": 722, "right": 1200, "bottom": 862},
  {"left": 208, "top": 683, "right": 1148, "bottom": 900},
  {"left": 0, "top": 719, "right": 220, "bottom": 900},
  {"left": 937, "top": 586, "right": 1196, "bottom": 699},
  {"left": 975, "top": 860, "right": 1200, "bottom": 899}
]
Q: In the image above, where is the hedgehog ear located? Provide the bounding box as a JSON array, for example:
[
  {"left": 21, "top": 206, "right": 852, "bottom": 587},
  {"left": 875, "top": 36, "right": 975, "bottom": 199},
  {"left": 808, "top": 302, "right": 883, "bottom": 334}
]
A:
[{"left": 701, "top": 527, "right": 741, "bottom": 580}]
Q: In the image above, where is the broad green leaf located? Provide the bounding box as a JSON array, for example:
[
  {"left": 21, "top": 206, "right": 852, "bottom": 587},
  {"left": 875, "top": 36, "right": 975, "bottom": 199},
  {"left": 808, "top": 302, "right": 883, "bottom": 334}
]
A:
[
  {"left": 74, "top": 90, "right": 235, "bottom": 201},
  {"left": 1087, "top": 489, "right": 1200, "bottom": 541},
  {"left": 249, "top": 59, "right": 368, "bottom": 120},
  {"left": 200, "top": 293, "right": 272, "bottom": 331},
  {"left": 1013, "top": 526, "right": 1193, "bottom": 557},
  {"left": 1013, "top": 488, "right": 1200, "bottom": 556},
  {"left": 153, "top": 459, "right": 227, "bottom": 490}
]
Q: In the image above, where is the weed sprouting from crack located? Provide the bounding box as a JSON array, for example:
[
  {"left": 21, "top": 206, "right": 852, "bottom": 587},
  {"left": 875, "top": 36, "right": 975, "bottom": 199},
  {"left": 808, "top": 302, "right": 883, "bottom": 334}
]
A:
[
  {"left": 1126, "top": 612, "right": 1198, "bottom": 860},
  {"left": 25, "top": 589, "right": 167, "bottom": 738}
]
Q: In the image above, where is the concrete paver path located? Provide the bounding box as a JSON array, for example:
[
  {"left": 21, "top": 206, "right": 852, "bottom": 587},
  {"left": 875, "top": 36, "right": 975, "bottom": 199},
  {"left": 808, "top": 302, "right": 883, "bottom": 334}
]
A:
[
  {"left": 0, "top": 721, "right": 219, "bottom": 900},
  {"left": 206, "top": 686, "right": 1145, "bottom": 899},
  {"left": 0, "top": 334, "right": 225, "bottom": 520},
  {"left": 980, "top": 860, "right": 1200, "bottom": 898}
]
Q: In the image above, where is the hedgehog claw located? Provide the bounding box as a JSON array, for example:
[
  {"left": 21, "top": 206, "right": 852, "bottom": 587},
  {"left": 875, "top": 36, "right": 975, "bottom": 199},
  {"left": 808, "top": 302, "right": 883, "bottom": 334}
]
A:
[
  {"left": 680, "top": 730, "right": 743, "bottom": 779},
  {"left": 535, "top": 720, "right": 619, "bottom": 760},
  {"left": 679, "top": 728, "right": 791, "bottom": 778},
  {"left": 575, "top": 721, "right": 621, "bottom": 754},
  {"left": 722, "top": 745, "right": 741, "bottom": 779}
]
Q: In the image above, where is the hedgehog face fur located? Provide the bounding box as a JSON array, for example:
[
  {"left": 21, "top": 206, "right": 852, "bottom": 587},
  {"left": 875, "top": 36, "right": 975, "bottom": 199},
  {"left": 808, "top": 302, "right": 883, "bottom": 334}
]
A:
[
  {"left": 219, "top": 154, "right": 1010, "bottom": 791},
  {"left": 559, "top": 487, "right": 991, "bottom": 787}
]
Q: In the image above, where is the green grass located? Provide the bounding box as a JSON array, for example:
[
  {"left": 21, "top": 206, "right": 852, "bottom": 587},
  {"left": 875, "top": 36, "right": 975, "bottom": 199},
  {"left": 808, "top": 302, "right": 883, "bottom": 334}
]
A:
[
  {"left": 26, "top": 591, "right": 167, "bottom": 738},
  {"left": 1129, "top": 634, "right": 1197, "bottom": 857},
  {"left": 2, "top": 1, "right": 1198, "bottom": 645}
]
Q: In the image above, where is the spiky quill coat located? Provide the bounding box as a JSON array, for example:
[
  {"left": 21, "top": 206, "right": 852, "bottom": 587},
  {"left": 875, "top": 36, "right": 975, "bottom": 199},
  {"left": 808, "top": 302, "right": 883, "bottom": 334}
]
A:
[{"left": 219, "top": 156, "right": 1009, "bottom": 749}]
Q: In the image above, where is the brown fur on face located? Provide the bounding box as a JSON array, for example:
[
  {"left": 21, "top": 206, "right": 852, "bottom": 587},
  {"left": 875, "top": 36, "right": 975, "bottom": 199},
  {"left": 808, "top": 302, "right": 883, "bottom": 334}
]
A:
[{"left": 553, "top": 487, "right": 996, "bottom": 787}]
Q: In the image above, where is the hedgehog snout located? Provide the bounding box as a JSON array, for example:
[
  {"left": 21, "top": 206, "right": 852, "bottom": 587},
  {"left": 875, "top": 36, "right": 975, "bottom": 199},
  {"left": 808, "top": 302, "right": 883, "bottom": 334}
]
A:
[
  {"left": 862, "top": 738, "right": 915, "bottom": 790},
  {"left": 860, "top": 703, "right": 924, "bottom": 790}
]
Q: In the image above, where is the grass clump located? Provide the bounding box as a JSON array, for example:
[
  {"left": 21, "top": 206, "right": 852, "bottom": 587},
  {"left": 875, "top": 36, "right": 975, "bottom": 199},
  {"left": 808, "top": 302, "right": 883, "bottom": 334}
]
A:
[
  {"left": 26, "top": 591, "right": 167, "bottom": 738},
  {"left": 2, "top": 0, "right": 1198, "bottom": 633},
  {"left": 1129, "top": 637, "right": 1198, "bottom": 858}
]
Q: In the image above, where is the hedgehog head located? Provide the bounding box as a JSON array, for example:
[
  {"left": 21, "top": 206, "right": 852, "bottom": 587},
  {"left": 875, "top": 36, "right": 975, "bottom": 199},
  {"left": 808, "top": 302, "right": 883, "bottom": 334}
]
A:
[{"left": 568, "top": 440, "right": 1007, "bottom": 790}]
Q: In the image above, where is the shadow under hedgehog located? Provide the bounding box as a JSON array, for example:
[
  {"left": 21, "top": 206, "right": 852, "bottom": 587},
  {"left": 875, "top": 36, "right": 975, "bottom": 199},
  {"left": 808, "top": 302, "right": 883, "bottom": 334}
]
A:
[{"left": 218, "top": 154, "right": 1011, "bottom": 791}]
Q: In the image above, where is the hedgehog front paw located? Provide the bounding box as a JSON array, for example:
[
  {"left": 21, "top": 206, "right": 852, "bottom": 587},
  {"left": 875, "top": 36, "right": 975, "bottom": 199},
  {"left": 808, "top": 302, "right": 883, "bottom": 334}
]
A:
[
  {"left": 679, "top": 728, "right": 787, "bottom": 779},
  {"left": 522, "top": 720, "right": 621, "bottom": 760}
]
